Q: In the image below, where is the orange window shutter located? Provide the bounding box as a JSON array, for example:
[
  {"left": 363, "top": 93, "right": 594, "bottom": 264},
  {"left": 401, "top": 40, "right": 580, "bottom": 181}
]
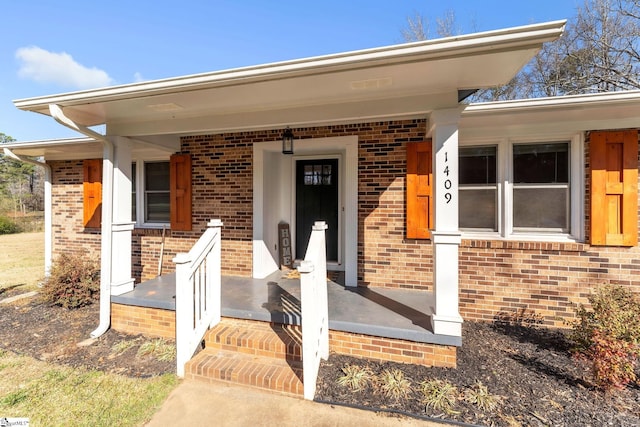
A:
[
  {"left": 170, "top": 154, "right": 192, "bottom": 231},
  {"left": 590, "top": 130, "right": 638, "bottom": 246},
  {"left": 83, "top": 159, "right": 102, "bottom": 228},
  {"left": 406, "top": 141, "right": 433, "bottom": 239}
]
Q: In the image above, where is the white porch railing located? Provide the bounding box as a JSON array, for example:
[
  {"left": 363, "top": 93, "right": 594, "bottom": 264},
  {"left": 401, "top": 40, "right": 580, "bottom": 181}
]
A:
[
  {"left": 173, "top": 219, "right": 223, "bottom": 377},
  {"left": 298, "top": 221, "right": 330, "bottom": 400}
]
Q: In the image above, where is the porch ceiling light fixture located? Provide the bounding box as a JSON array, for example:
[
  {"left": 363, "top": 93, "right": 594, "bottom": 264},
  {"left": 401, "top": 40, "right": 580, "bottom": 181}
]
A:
[{"left": 282, "top": 127, "right": 294, "bottom": 155}]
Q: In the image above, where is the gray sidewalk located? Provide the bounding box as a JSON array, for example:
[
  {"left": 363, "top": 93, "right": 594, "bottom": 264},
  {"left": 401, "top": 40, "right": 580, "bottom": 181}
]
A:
[{"left": 145, "top": 380, "right": 448, "bottom": 427}]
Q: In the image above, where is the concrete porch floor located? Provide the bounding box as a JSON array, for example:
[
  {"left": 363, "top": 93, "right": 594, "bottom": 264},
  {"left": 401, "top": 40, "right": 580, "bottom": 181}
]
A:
[{"left": 111, "top": 270, "right": 461, "bottom": 347}]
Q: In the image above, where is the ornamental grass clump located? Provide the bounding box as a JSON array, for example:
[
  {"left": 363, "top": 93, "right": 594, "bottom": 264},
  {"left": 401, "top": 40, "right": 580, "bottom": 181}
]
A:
[
  {"left": 40, "top": 253, "right": 100, "bottom": 309},
  {"left": 377, "top": 368, "right": 412, "bottom": 401},
  {"left": 420, "top": 378, "right": 459, "bottom": 415},
  {"left": 463, "top": 380, "right": 499, "bottom": 411},
  {"left": 337, "top": 364, "right": 374, "bottom": 392},
  {"left": 570, "top": 284, "right": 640, "bottom": 391}
]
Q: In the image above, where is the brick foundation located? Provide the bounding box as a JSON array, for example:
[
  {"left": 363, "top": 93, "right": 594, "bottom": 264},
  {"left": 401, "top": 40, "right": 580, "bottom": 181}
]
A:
[
  {"left": 110, "top": 305, "right": 456, "bottom": 367},
  {"left": 329, "top": 330, "right": 456, "bottom": 368},
  {"left": 111, "top": 303, "right": 175, "bottom": 339}
]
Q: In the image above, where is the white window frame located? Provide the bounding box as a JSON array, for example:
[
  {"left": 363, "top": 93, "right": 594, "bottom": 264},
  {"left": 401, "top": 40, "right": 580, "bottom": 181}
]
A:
[
  {"left": 459, "top": 145, "right": 499, "bottom": 232},
  {"left": 132, "top": 156, "right": 171, "bottom": 228},
  {"left": 460, "top": 133, "right": 584, "bottom": 242}
]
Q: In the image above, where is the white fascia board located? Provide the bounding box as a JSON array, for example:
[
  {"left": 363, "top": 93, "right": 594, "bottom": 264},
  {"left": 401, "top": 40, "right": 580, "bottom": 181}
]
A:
[
  {"left": 461, "top": 90, "right": 640, "bottom": 138},
  {"left": 14, "top": 20, "right": 566, "bottom": 114},
  {"left": 464, "top": 90, "right": 640, "bottom": 115},
  {"left": 2, "top": 137, "right": 95, "bottom": 150}
]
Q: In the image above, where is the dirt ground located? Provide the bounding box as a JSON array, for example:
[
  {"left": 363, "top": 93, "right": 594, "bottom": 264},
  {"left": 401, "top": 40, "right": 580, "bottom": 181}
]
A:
[
  {"left": 0, "top": 292, "right": 174, "bottom": 378},
  {"left": 1, "top": 290, "right": 639, "bottom": 426}
]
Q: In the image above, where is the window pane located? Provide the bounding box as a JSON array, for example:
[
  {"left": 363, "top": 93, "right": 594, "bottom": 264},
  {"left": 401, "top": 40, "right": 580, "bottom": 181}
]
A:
[
  {"left": 513, "top": 143, "right": 568, "bottom": 183},
  {"left": 145, "top": 162, "right": 170, "bottom": 191},
  {"left": 460, "top": 188, "right": 497, "bottom": 230},
  {"left": 144, "top": 161, "right": 170, "bottom": 223},
  {"left": 304, "top": 163, "right": 333, "bottom": 185},
  {"left": 513, "top": 187, "right": 568, "bottom": 230},
  {"left": 460, "top": 146, "right": 497, "bottom": 185},
  {"left": 145, "top": 193, "right": 170, "bottom": 222}
]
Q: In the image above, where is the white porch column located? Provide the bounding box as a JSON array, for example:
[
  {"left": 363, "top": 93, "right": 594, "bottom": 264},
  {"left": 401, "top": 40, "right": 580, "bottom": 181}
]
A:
[
  {"left": 430, "top": 108, "right": 464, "bottom": 337},
  {"left": 110, "top": 137, "right": 135, "bottom": 295}
]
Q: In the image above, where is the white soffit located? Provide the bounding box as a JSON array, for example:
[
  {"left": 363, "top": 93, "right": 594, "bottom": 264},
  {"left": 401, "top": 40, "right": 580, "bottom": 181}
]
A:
[
  {"left": 461, "top": 90, "right": 640, "bottom": 137},
  {"left": 2, "top": 137, "right": 178, "bottom": 160},
  {"left": 14, "top": 20, "right": 565, "bottom": 136}
]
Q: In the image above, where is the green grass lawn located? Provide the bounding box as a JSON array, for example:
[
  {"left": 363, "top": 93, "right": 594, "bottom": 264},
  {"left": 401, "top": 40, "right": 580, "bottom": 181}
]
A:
[
  {"left": 0, "top": 232, "right": 44, "bottom": 292},
  {"left": 0, "top": 232, "right": 180, "bottom": 426},
  {"left": 0, "top": 350, "right": 177, "bottom": 426}
]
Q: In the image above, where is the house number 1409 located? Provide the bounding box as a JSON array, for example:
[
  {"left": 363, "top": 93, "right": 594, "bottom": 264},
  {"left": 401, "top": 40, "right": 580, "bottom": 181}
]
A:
[{"left": 443, "top": 151, "right": 452, "bottom": 204}]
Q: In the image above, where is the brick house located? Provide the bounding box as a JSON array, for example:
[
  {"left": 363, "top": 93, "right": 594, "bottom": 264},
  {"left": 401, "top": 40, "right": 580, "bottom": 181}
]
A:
[{"left": 5, "top": 20, "right": 640, "bottom": 395}]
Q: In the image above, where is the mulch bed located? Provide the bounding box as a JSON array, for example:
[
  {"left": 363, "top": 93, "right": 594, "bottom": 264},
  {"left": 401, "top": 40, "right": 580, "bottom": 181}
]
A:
[
  {"left": 1, "top": 291, "right": 639, "bottom": 425},
  {"left": 316, "top": 322, "right": 640, "bottom": 426},
  {"left": 0, "top": 295, "right": 174, "bottom": 378}
]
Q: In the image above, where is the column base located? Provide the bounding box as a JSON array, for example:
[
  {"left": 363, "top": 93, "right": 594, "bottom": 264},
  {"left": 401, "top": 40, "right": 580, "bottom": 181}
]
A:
[
  {"left": 431, "top": 313, "right": 464, "bottom": 337},
  {"left": 110, "top": 278, "right": 135, "bottom": 296}
]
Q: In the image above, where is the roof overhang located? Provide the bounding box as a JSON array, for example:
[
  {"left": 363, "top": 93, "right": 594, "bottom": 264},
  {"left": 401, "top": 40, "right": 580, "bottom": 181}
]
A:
[
  {"left": 14, "top": 20, "right": 566, "bottom": 139},
  {"left": 2, "top": 136, "right": 175, "bottom": 161},
  {"left": 9, "top": 91, "right": 640, "bottom": 160},
  {"left": 461, "top": 90, "right": 640, "bottom": 139}
]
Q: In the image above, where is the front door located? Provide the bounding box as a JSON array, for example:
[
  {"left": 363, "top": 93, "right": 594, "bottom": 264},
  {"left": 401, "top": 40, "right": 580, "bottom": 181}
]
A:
[{"left": 296, "top": 159, "right": 339, "bottom": 262}]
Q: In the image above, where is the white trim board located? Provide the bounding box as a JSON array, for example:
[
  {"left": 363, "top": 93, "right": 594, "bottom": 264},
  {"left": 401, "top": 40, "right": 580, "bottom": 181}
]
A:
[{"left": 253, "top": 135, "right": 358, "bottom": 286}]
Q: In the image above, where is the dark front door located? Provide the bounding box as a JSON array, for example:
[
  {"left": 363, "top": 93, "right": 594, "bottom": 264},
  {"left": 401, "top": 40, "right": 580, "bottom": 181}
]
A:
[{"left": 296, "top": 159, "right": 339, "bottom": 262}]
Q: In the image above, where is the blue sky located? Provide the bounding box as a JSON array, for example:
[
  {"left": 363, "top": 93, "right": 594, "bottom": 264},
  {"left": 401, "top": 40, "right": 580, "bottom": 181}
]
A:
[{"left": 1, "top": 0, "right": 580, "bottom": 142}]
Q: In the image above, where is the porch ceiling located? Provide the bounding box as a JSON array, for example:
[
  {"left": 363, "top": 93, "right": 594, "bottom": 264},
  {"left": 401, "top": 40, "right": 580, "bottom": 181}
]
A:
[{"left": 14, "top": 21, "right": 565, "bottom": 141}]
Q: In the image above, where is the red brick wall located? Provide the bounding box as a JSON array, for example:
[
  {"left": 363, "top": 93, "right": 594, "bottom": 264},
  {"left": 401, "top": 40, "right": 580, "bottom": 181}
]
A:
[
  {"left": 458, "top": 240, "right": 640, "bottom": 327},
  {"left": 49, "top": 161, "right": 101, "bottom": 259},
  {"left": 175, "top": 120, "right": 432, "bottom": 283},
  {"left": 49, "top": 122, "right": 640, "bottom": 329},
  {"left": 457, "top": 133, "right": 640, "bottom": 327}
]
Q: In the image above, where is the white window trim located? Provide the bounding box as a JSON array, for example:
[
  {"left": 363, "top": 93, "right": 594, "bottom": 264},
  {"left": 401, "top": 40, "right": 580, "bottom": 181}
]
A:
[
  {"left": 459, "top": 133, "right": 584, "bottom": 242},
  {"left": 132, "top": 156, "right": 171, "bottom": 229}
]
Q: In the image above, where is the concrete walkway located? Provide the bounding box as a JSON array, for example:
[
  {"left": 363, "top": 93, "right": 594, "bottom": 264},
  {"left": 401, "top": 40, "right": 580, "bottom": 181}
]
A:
[{"left": 145, "top": 380, "right": 448, "bottom": 427}]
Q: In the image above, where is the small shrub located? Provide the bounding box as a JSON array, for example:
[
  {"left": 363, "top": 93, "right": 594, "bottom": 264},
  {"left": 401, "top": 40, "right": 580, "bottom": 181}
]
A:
[
  {"left": 377, "top": 368, "right": 412, "bottom": 401},
  {"left": 337, "top": 364, "right": 373, "bottom": 392},
  {"left": 570, "top": 284, "right": 640, "bottom": 390},
  {"left": 420, "top": 378, "right": 459, "bottom": 415},
  {"left": 0, "top": 215, "right": 20, "bottom": 235},
  {"left": 40, "top": 253, "right": 100, "bottom": 309},
  {"left": 463, "top": 380, "right": 499, "bottom": 411}
]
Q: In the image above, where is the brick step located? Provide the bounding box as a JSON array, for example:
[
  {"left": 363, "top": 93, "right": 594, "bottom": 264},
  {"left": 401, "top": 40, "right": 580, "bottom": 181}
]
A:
[
  {"left": 204, "top": 318, "right": 302, "bottom": 363},
  {"left": 185, "top": 349, "right": 304, "bottom": 397}
]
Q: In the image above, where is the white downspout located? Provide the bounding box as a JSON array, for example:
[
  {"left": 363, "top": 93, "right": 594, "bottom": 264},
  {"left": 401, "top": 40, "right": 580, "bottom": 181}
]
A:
[
  {"left": 2, "top": 148, "right": 53, "bottom": 277},
  {"left": 49, "top": 104, "right": 114, "bottom": 338}
]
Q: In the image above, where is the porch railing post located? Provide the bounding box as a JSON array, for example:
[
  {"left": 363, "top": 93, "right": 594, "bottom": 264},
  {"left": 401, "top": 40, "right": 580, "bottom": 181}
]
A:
[
  {"left": 299, "top": 221, "right": 329, "bottom": 400},
  {"left": 207, "top": 219, "right": 223, "bottom": 327},
  {"left": 174, "top": 252, "right": 192, "bottom": 378},
  {"left": 174, "top": 218, "right": 223, "bottom": 378}
]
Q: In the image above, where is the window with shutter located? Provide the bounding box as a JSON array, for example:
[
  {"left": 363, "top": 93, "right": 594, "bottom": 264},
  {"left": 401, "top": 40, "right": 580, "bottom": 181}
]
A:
[
  {"left": 406, "top": 141, "right": 433, "bottom": 239},
  {"left": 590, "top": 130, "right": 638, "bottom": 246},
  {"left": 170, "top": 154, "right": 192, "bottom": 231},
  {"left": 83, "top": 159, "right": 102, "bottom": 228}
]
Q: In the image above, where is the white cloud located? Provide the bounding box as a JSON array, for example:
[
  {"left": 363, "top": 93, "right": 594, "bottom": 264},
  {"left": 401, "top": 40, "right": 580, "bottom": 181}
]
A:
[
  {"left": 133, "top": 72, "right": 145, "bottom": 83},
  {"left": 16, "top": 46, "right": 114, "bottom": 89}
]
